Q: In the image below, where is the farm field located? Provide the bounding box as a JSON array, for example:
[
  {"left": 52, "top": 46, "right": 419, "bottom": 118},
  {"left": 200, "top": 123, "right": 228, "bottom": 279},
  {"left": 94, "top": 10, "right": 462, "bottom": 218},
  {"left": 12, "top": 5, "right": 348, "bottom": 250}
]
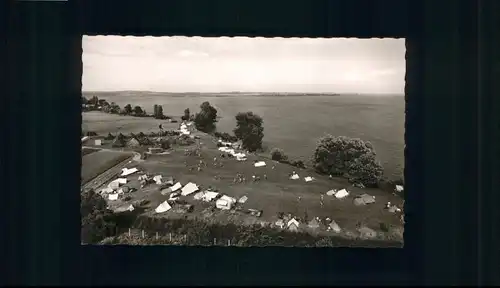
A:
[{"left": 81, "top": 150, "right": 133, "bottom": 185}]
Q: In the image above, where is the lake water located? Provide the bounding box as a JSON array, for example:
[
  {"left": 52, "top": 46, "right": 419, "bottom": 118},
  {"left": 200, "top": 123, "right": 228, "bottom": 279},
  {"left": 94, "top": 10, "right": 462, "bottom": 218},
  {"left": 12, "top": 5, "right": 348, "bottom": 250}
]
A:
[{"left": 85, "top": 93, "right": 405, "bottom": 179}]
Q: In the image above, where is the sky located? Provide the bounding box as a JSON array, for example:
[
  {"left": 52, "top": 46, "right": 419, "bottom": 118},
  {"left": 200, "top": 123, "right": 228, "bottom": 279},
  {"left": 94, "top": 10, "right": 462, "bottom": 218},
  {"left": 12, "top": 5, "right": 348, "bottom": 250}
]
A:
[{"left": 82, "top": 36, "right": 405, "bottom": 94}]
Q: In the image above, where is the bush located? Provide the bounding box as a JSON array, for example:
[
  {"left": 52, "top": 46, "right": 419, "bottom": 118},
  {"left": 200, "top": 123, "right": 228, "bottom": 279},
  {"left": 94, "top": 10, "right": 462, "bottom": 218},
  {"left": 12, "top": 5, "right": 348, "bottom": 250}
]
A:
[
  {"left": 160, "top": 139, "right": 171, "bottom": 149},
  {"left": 270, "top": 148, "right": 288, "bottom": 161},
  {"left": 194, "top": 101, "right": 218, "bottom": 133},
  {"left": 81, "top": 189, "right": 117, "bottom": 244},
  {"left": 291, "top": 160, "right": 306, "bottom": 169},
  {"left": 214, "top": 132, "right": 238, "bottom": 143},
  {"left": 133, "top": 106, "right": 144, "bottom": 116},
  {"left": 124, "top": 104, "right": 132, "bottom": 115},
  {"left": 233, "top": 112, "right": 264, "bottom": 152},
  {"left": 176, "top": 135, "right": 195, "bottom": 146},
  {"left": 312, "top": 135, "right": 384, "bottom": 187}
]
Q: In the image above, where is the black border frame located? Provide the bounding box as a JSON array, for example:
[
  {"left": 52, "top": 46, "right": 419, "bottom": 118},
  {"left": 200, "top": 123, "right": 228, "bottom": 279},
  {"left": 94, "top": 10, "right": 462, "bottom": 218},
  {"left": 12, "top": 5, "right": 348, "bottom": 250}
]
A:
[{"left": 5, "top": 0, "right": 499, "bottom": 285}]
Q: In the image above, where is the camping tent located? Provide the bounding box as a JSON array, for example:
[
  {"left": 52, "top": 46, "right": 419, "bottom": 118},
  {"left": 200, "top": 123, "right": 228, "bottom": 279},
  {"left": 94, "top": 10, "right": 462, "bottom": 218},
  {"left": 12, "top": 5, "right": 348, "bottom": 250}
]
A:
[
  {"left": 121, "top": 168, "right": 138, "bottom": 176},
  {"left": 335, "top": 189, "right": 349, "bottom": 199},
  {"left": 153, "top": 175, "right": 163, "bottom": 185},
  {"left": 108, "top": 193, "right": 119, "bottom": 201},
  {"left": 290, "top": 174, "right": 300, "bottom": 180},
  {"left": 202, "top": 191, "right": 219, "bottom": 202},
  {"left": 238, "top": 195, "right": 248, "bottom": 204},
  {"left": 181, "top": 182, "right": 199, "bottom": 196},
  {"left": 353, "top": 193, "right": 376, "bottom": 206},
  {"left": 127, "top": 138, "right": 141, "bottom": 147},
  {"left": 254, "top": 161, "right": 266, "bottom": 167},
  {"left": 111, "top": 136, "right": 126, "bottom": 148},
  {"left": 193, "top": 191, "right": 205, "bottom": 200},
  {"left": 326, "top": 189, "right": 337, "bottom": 196},
  {"left": 170, "top": 182, "right": 182, "bottom": 192},
  {"left": 155, "top": 201, "right": 172, "bottom": 213},
  {"left": 304, "top": 176, "right": 314, "bottom": 182},
  {"left": 395, "top": 185, "right": 404, "bottom": 193},
  {"left": 287, "top": 218, "right": 300, "bottom": 232}
]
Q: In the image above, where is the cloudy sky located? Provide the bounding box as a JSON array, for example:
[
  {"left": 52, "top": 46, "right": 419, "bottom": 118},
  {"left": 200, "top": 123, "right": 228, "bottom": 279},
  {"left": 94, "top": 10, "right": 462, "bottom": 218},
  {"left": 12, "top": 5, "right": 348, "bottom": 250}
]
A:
[{"left": 82, "top": 36, "right": 405, "bottom": 94}]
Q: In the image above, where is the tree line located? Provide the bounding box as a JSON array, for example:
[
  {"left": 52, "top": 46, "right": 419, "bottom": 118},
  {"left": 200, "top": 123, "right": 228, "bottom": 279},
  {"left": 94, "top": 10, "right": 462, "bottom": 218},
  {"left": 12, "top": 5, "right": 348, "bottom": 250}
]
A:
[{"left": 82, "top": 95, "right": 168, "bottom": 119}]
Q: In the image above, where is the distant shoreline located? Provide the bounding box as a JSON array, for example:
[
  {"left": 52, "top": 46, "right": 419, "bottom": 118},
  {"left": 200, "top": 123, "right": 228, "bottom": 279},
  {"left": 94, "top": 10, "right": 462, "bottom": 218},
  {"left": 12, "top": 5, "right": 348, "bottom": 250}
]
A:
[{"left": 82, "top": 91, "right": 404, "bottom": 97}]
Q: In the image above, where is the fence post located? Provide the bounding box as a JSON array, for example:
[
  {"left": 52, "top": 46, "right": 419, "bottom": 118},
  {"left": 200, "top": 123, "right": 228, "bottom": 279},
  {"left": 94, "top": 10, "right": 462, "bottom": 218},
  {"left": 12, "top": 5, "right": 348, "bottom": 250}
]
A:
[
  {"left": 184, "top": 234, "right": 187, "bottom": 242},
  {"left": 142, "top": 230, "right": 145, "bottom": 238},
  {"left": 228, "top": 239, "right": 230, "bottom": 246},
  {"left": 128, "top": 228, "right": 131, "bottom": 237},
  {"left": 169, "top": 233, "right": 172, "bottom": 242},
  {"left": 156, "top": 232, "right": 159, "bottom": 240},
  {"left": 213, "top": 238, "right": 216, "bottom": 245}
]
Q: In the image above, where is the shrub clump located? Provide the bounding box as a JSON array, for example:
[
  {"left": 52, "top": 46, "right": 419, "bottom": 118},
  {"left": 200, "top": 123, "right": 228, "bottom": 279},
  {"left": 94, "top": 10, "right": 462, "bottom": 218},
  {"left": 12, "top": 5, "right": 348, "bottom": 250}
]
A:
[
  {"left": 81, "top": 189, "right": 117, "bottom": 244},
  {"left": 214, "top": 132, "right": 238, "bottom": 143},
  {"left": 312, "top": 135, "right": 384, "bottom": 187},
  {"left": 270, "top": 148, "right": 288, "bottom": 162}
]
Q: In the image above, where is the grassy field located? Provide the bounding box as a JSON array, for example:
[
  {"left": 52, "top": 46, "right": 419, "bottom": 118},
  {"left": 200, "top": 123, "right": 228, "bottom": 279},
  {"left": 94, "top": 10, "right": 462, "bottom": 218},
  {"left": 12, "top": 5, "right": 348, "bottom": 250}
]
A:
[
  {"left": 94, "top": 131, "right": 403, "bottom": 241},
  {"left": 82, "top": 111, "right": 181, "bottom": 135},
  {"left": 81, "top": 150, "right": 132, "bottom": 185}
]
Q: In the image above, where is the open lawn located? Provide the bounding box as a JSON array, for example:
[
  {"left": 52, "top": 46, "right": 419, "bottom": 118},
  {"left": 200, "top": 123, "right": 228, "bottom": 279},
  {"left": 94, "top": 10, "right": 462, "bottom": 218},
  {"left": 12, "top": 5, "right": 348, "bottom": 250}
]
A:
[{"left": 82, "top": 111, "right": 181, "bottom": 135}]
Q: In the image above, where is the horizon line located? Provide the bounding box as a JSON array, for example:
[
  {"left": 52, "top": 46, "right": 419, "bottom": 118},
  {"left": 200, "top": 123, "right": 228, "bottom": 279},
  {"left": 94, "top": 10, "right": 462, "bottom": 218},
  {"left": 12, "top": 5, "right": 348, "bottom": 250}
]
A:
[{"left": 82, "top": 90, "right": 404, "bottom": 96}]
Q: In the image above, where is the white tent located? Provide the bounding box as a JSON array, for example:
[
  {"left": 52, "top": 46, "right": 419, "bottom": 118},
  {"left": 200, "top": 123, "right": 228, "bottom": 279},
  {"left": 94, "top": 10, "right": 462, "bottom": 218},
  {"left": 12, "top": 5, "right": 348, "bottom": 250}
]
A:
[
  {"left": 335, "top": 189, "right": 349, "bottom": 199},
  {"left": 238, "top": 195, "right": 248, "bottom": 204},
  {"left": 181, "top": 182, "right": 199, "bottom": 196},
  {"left": 100, "top": 187, "right": 114, "bottom": 194},
  {"left": 220, "top": 195, "right": 236, "bottom": 204},
  {"left": 94, "top": 139, "right": 102, "bottom": 146},
  {"left": 326, "top": 189, "right": 337, "bottom": 196},
  {"left": 153, "top": 175, "right": 163, "bottom": 185},
  {"left": 121, "top": 167, "right": 138, "bottom": 176},
  {"left": 202, "top": 191, "right": 219, "bottom": 202},
  {"left": 170, "top": 182, "right": 182, "bottom": 192},
  {"left": 108, "top": 181, "right": 121, "bottom": 190},
  {"left": 116, "top": 178, "right": 128, "bottom": 184},
  {"left": 304, "top": 176, "right": 315, "bottom": 182},
  {"left": 108, "top": 193, "right": 119, "bottom": 201},
  {"left": 395, "top": 185, "right": 404, "bottom": 192},
  {"left": 193, "top": 191, "right": 205, "bottom": 200},
  {"left": 155, "top": 201, "right": 172, "bottom": 213},
  {"left": 286, "top": 218, "right": 299, "bottom": 228},
  {"left": 254, "top": 161, "right": 266, "bottom": 167},
  {"left": 290, "top": 174, "right": 300, "bottom": 180}
]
